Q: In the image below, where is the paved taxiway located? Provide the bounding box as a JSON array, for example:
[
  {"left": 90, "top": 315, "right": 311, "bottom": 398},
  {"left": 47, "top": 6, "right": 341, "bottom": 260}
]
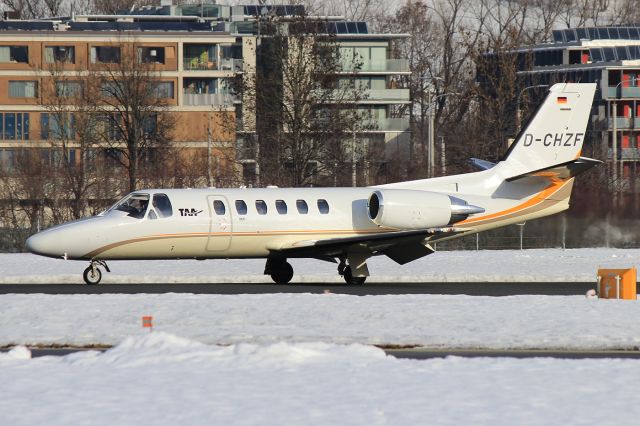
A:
[
  {"left": 0, "top": 282, "right": 601, "bottom": 296},
  {"left": 15, "top": 348, "right": 640, "bottom": 360}
]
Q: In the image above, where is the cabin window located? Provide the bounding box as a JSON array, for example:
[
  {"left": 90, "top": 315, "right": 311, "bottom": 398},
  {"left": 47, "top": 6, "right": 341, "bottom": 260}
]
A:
[
  {"left": 112, "top": 193, "right": 149, "bottom": 219},
  {"left": 276, "top": 200, "right": 287, "bottom": 214},
  {"left": 296, "top": 199, "right": 308, "bottom": 214},
  {"left": 256, "top": 200, "right": 267, "bottom": 215},
  {"left": 317, "top": 199, "right": 329, "bottom": 214},
  {"left": 152, "top": 193, "right": 173, "bottom": 218},
  {"left": 213, "top": 200, "right": 226, "bottom": 215},
  {"left": 148, "top": 210, "right": 158, "bottom": 220},
  {"left": 235, "top": 200, "right": 247, "bottom": 215}
]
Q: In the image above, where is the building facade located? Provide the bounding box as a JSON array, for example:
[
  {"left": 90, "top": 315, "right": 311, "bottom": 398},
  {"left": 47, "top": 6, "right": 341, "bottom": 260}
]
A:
[
  {"left": 480, "top": 25, "right": 640, "bottom": 201},
  {"left": 0, "top": 2, "right": 410, "bottom": 188}
]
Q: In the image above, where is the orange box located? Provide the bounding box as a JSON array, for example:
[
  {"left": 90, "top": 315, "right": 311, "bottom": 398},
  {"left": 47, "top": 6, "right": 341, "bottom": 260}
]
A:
[{"left": 597, "top": 268, "right": 637, "bottom": 300}]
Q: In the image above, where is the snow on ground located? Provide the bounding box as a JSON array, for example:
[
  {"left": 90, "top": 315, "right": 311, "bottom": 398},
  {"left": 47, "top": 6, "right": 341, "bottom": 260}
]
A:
[
  {"left": 2, "top": 332, "right": 640, "bottom": 426},
  {"left": 3, "top": 293, "right": 640, "bottom": 350},
  {"left": 1, "top": 248, "right": 639, "bottom": 283}
]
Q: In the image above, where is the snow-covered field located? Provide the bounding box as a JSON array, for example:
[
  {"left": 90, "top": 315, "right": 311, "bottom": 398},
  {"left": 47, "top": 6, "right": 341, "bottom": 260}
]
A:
[
  {"left": 2, "top": 293, "right": 640, "bottom": 350},
  {"left": 2, "top": 247, "right": 639, "bottom": 283},
  {"left": 2, "top": 333, "right": 640, "bottom": 426},
  {"left": 4, "top": 248, "right": 640, "bottom": 425}
]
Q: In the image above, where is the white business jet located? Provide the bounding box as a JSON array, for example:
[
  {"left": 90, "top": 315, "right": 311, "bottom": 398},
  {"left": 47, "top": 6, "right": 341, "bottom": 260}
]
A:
[{"left": 27, "top": 83, "right": 598, "bottom": 285}]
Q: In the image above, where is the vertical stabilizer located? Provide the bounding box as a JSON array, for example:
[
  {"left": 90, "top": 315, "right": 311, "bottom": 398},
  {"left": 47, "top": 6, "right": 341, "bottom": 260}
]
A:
[{"left": 503, "top": 83, "right": 597, "bottom": 177}]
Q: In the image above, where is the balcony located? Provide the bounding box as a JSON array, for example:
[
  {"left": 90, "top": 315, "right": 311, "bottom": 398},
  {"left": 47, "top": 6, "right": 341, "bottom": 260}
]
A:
[
  {"left": 607, "top": 148, "right": 640, "bottom": 160},
  {"left": 182, "top": 92, "right": 238, "bottom": 106},
  {"left": 607, "top": 86, "right": 640, "bottom": 98},
  {"left": 608, "top": 117, "right": 633, "bottom": 129},
  {"left": 363, "top": 117, "right": 410, "bottom": 131},
  {"left": 341, "top": 59, "right": 410, "bottom": 73},
  {"left": 364, "top": 89, "right": 410, "bottom": 102},
  {"left": 183, "top": 58, "right": 243, "bottom": 72}
]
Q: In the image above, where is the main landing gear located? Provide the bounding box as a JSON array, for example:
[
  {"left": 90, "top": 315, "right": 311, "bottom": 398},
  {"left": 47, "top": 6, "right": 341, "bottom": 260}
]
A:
[
  {"left": 338, "top": 259, "right": 367, "bottom": 285},
  {"left": 264, "top": 256, "right": 369, "bottom": 285},
  {"left": 83, "top": 260, "right": 110, "bottom": 285},
  {"left": 265, "top": 258, "right": 294, "bottom": 284}
]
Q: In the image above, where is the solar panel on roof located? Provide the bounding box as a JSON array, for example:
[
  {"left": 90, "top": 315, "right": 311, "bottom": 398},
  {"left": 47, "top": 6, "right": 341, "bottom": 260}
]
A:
[
  {"left": 631, "top": 28, "right": 640, "bottom": 38},
  {"left": 346, "top": 22, "right": 357, "bottom": 33},
  {"left": 564, "top": 29, "right": 577, "bottom": 42},
  {"left": 590, "top": 48, "right": 603, "bottom": 62},
  {"left": 597, "top": 27, "right": 610, "bottom": 39},
  {"left": 336, "top": 22, "right": 347, "bottom": 33},
  {"left": 588, "top": 27, "right": 597, "bottom": 39},
  {"left": 603, "top": 47, "right": 616, "bottom": 61},
  {"left": 616, "top": 46, "right": 629, "bottom": 60},
  {"left": 356, "top": 22, "right": 367, "bottom": 33},
  {"left": 609, "top": 27, "right": 620, "bottom": 39},
  {"left": 576, "top": 27, "right": 587, "bottom": 40},
  {"left": 326, "top": 22, "right": 336, "bottom": 34},
  {"left": 552, "top": 30, "right": 563, "bottom": 42}
]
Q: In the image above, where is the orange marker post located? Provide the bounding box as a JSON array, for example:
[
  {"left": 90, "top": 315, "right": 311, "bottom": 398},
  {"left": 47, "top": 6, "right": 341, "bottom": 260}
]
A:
[
  {"left": 597, "top": 268, "right": 637, "bottom": 300},
  {"left": 142, "top": 315, "right": 153, "bottom": 332}
]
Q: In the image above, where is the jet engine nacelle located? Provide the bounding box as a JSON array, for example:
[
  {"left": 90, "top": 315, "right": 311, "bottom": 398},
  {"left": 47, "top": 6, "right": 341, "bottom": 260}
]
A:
[{"left": 367, "top": 189, "right": 484, "bottom": 229}]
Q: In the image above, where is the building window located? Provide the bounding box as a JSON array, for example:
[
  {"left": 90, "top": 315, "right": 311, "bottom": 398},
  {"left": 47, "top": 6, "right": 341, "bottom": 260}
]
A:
[
  {"left": 55, "top": 81, "right": 82, "bottom": 97},
  {"left": 41, "top": 113, "right": 75, "bottom": 140},
  {"left": 9, "top": 81, "right": 37, "bottom": 98},
  {"left": 45, "top": 46, "right": 75, "bottom": 64},
  {"left": 0, "top": 46, "right": 28, "bottom": 63},
  {"left": 138, "top": 47, "right": 165, "bottom": 64},
  {"left": 153, "top": 82, "right": 174, "bottom": 99},
  {"left": 0, "top": 112, "right": 29, "bottom": 140},
  {"left": 91, "top": 46, "right": 121, "bottom": 64}
]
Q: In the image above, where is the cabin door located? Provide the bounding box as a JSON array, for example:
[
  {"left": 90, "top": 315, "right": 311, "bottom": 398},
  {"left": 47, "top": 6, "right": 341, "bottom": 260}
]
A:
[{"left": 206, "top": 195, "right": 232, "bottom": 251}]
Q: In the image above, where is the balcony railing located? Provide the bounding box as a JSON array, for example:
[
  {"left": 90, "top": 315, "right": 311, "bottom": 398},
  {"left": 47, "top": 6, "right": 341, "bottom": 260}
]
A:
[
  {"left": 609, "top": 117, "right": 633, "bottom": 129},
  {"left": 607, "top": 86, "right": 640, "bottom": 98},
  {"left": 607, "top": 147, "right": 640, "bottom": 160},
  {"left": 341, "top": 59, "right": 410, "bottom": 73},
  {"left": 182, "top": 92, "right": 238, "bottom": 106},
  {"left": 363, "top": 117, "right": 410, "bottom": 131},
  {"left": 183, "top": 58, "right": 243, "bottom": 72},
  {"left": 364, "top": 89, "right": 410, "bottom": 102}
]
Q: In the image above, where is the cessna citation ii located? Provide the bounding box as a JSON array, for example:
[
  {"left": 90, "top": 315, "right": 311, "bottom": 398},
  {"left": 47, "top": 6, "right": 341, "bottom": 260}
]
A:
[{"left": 27, "top": 83, "right": 598, "bottom": 285}]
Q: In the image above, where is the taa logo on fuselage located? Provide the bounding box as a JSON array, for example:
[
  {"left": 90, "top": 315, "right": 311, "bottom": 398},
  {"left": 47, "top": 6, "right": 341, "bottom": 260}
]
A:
[
  {"left": 179, "top": 208, "right": 203, "bottom": 217},
  {"left": 522, "top": 133, "right": 584, "bottom": 147}
]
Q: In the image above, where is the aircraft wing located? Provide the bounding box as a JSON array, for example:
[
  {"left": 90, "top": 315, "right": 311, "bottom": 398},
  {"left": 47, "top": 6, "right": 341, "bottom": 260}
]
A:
[{"left": 270, "top": 228, "right": 464, "bottom": 265}]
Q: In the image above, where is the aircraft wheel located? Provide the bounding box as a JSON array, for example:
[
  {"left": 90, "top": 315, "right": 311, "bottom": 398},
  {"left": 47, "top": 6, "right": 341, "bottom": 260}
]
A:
[
  {"left": 343, "top": 266, "right": 366, "bottom": 285},
  {"left": 270, "top": 261, "right": 294, "bottom": 284},
  {"left": 83, "top": 266, "right": 102, "bottom": 285}
]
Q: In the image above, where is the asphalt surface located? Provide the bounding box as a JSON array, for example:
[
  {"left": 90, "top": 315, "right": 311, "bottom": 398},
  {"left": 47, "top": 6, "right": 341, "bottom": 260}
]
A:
[
  {"left": 15, "top": 348, "right": 640, "bottom": 360},
  {"left": 0, "top": 282, "right": 600, "bottom": 296}
]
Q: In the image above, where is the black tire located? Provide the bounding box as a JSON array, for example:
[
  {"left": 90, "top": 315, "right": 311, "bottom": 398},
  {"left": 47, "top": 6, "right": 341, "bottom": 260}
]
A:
[
  {"left": 270, "top": 261, "right": 294, "bottom": 284},
  {"left": 83, "top": 266, "right": 102, "bottom": 285},
  {"left": 343, "top": 266, "right": 366, "bottom": 285}
]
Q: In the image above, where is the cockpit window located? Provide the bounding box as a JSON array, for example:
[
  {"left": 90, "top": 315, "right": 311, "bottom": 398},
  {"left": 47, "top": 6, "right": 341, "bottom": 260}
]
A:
[
  {"left": 152, "top": 193, "right": 173, "bottom": 218},
  {"left": 112, "top": 193, "right": 150, "bottom": 219}
]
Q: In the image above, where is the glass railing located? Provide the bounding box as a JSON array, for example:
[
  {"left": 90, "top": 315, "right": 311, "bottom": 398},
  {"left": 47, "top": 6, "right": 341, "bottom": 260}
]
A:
[
  {"left": 608, "top": 117, "right": 633, "bottom": 128},
  {"left": 363, "top": 117, "right": 410, "bottom": 131},
  {"left": 607, "top": 147, "right": 640, "bottom": 160},
  {"left": 365, "top": 89, "right": 410, "bottom": 101},
  {"left": 183, "top": 58, "right": 243, "bottom": 71},
  {"left": 182, "top": 92, "right": 238, "bottom": 106},
  {"left": 341, "top": 59, "right": 409, "bottom": 73},
  {"left": 607, "top": 86, "right": 640, "bottom": 98}
]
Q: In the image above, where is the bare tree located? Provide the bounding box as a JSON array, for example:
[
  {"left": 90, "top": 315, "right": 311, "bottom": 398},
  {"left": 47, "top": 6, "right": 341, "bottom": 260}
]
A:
[
  {"left": 240, "top": 14, "right": 370, "bottom": 187},
  {"left": 94, "top": 40, "right": 175, "bottom": 192}
]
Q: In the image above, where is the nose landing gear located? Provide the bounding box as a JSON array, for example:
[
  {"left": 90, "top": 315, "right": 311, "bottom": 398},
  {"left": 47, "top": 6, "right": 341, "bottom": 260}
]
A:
[{"left": 83, "top": 260, "right": 110, "bottom": 285}]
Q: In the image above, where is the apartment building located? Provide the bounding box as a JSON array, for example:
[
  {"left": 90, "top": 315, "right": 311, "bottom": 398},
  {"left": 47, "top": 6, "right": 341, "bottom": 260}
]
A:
[
  {"left": 0, "top": 2, "right": 410, "bottom": 186},
  {"left": 479, "top": 25, "right": 640, "bottom": 199}
]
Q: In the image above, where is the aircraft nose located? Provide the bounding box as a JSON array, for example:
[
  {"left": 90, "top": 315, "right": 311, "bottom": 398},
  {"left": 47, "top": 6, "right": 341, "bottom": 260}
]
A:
[{"left": 26, "top": 231, "right": 62, "bottom": 258}]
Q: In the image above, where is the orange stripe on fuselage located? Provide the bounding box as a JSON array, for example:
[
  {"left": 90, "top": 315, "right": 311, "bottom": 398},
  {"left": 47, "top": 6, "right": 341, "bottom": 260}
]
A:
[{"left": 457, "top": 179, "right": 569, "bottom": 226}]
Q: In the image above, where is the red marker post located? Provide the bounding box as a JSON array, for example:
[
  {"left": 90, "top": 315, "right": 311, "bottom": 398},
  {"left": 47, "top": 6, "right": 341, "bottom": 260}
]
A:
[{"left": 142, "top": 315, "right": 153, "bottom": 332}]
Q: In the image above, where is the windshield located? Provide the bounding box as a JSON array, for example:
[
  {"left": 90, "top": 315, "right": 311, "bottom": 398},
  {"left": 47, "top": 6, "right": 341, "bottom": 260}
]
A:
[{"left": 110, "top": 193, "right": 150, "bottom": 219}]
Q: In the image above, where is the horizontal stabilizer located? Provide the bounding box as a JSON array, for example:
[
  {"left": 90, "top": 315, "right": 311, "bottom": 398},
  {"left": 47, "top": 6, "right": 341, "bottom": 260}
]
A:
[
  {"left": 505, "top": 157, "right": 601, "bottom": 182},
  {"left": 469, "top": 158, "right": 496, "bottom": 171}
]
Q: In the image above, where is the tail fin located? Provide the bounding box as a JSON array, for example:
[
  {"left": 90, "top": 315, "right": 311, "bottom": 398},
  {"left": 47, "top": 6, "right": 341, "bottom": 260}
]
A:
[{"left": 502, "top": 82, "right": 597, "bottom": 178}]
